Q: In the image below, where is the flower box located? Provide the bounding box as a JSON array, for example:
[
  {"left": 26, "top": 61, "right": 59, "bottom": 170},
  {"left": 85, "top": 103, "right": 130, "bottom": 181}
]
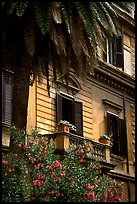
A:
[
  {"left": 99, "top": 135, "right": 111, "bottom": 145},
  {"left": 58, "top": 124, "right": 70, "bottom": 132}
]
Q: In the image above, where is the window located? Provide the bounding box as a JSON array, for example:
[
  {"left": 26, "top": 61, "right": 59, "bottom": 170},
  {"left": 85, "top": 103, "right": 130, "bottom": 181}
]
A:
[
  {"left": 105, "top": 35, "right": 124, "bottom": 69},
  {"left": 107, "top": 112, "right": 127, "bottom": 157},
  {"left": 2, "top": 71, "right": 14, "bottom": 124},
  {"left": 56, "top": 93, "right": 83, "bottom": 136},
  {"left": 103, "top": 33, "right": 132, "bottom": 76}
]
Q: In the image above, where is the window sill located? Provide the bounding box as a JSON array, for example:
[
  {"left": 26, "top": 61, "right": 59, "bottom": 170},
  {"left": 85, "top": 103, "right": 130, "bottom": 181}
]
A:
[{"left": 110, "top": 154, "right": 125, "bottom": 161}]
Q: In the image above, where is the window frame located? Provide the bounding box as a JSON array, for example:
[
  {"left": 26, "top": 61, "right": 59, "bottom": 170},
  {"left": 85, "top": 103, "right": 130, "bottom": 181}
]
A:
[
  {"left": 56, "top": 92, "right": 83, "bottom": 136},
  {"left": 106, "top": 111, "right": 127, "bottom": 158}
]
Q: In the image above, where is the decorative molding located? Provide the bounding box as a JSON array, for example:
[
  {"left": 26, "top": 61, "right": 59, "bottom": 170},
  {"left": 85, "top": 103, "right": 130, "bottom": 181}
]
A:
[
  {"left": 93, "top": 60, "right": 135, "bottom": 98},
  {"left": 102, "top": 99, "right": 123, "bottom": 111}
]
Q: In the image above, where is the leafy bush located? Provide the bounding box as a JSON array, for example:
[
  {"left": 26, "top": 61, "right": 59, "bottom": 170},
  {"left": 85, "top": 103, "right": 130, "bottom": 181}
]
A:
[{"left": 2, "top": 126, "right": 125, "bottom": 202}]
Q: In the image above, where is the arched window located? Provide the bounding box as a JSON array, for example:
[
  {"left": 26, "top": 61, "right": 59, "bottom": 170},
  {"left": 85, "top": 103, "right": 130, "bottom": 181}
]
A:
[{"left": 56, "top": 74, "right": 83, "bottom": 136}]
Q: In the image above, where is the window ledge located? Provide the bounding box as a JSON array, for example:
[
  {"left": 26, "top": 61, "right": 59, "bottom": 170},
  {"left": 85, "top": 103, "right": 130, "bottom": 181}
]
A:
[{"left": 111, "top": 154, "right": 125, "bottom": 161}]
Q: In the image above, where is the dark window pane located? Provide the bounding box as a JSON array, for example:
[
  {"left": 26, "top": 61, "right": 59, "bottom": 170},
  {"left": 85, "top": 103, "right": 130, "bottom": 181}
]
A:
[{"left": 107, "top": 113, "right": 120, "bottom": 155}]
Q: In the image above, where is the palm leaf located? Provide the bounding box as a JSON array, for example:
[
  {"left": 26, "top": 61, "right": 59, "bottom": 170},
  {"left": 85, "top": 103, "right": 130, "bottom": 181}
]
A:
[
  {"left": 52, "top": 2, "right": 62, "bottom": 24},
  {"left": 61, "top": 2, "right": 73, "bottom": 34},
  {"left": 16, "top": 2, "right": 28, "bottom": 17},
  {"left": 6, "top": 2, "right": 18, "bottom": 14},
  {"left": 33, "top": 2, "right": 52, "bottom": 35}
]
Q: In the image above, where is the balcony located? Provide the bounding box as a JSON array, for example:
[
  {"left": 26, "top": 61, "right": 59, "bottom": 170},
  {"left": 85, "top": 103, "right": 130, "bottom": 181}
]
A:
[{"left": 41, "top": 130, "right": 115, "bottom": 173}]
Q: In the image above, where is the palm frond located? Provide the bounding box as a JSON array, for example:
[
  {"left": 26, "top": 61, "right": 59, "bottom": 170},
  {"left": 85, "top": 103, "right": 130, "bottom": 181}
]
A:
[
  {"left": 52, "top": 2, "right": 62, "bottom": 24},
  {"left": 50, "top": 22, "right": 66, "bottom": 56},
  {"left": 113, "top": 2, "right": 130, "bottom": 12},
  {"left": 97, "top": 2, "right": 118, "bottom": 35},
  {"left": 16, "top": 2, "right": 28, "bottom": 17},
  {"left": 6, "top": 2, "right": 18, "bottom": 14},
  {"left": 61, "top": 2, "right": 73, "bottom": 34},
  {"left": 33, "top": 2, "right": 52, "bottom": 35}
]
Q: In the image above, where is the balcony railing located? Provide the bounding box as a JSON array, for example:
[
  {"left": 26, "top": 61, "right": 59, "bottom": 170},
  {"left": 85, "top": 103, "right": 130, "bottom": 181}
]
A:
[{"left": 43, "top": 129, "right": 115, "bottom": 169}]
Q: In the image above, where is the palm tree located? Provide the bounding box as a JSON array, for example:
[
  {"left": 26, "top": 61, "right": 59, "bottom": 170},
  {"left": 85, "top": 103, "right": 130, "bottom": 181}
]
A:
[{"left": 2, "top": 2, "right": 129, "bottom": 136}]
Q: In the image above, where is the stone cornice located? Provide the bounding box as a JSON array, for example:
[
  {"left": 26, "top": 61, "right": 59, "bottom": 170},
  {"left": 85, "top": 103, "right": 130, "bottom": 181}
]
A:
[{"left": 93, "top": 60, "right": 135, "bottom": 98}]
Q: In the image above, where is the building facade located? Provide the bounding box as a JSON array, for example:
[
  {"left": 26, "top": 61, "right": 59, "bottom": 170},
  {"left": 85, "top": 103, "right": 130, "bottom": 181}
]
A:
[{"left": 2, "top": 3, "right": 135, "bottom": 202}]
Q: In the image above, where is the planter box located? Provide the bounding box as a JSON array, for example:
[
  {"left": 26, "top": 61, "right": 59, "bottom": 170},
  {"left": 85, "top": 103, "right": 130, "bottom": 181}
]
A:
[
  {"left": 99, "top": 138, "right": 111, "bottom": 145},
  {"left": 58, "top": 124, "right": 70, "bottom": 132}
]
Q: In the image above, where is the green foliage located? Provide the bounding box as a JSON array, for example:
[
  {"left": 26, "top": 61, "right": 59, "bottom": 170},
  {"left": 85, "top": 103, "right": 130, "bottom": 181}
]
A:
[{"left": 2, "top": 127, "right": 125, "bottom": 202}]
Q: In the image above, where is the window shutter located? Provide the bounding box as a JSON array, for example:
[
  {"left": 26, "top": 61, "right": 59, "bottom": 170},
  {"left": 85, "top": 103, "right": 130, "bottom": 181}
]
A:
[
  {"left": 107, "top": 112, "right": 111, "bottom": 136},
  {"left": 119, "top": 119, "right": 128, "bottom": 157},
  {"left": 115, "top": 35, "right": 124, "bottom": 69},
  {"left": 2, "top": 73, "right": 13, "bottom": 124},
  {"left": 73, "top": 101, "right": 83, "bottom": 136},
  {"left": 56, "top": 94, "right": 62, "bottom": 124}
]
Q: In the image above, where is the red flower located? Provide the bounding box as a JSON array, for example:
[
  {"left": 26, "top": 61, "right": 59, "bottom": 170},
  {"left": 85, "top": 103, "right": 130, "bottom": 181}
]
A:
[
  {"left": 50, "top": 173, "right": 54, "bottom": 178},
  {"left": 73, "top": 145, "right": 77, "bottom": 150},
  {"left": 46, "top": 165, "right": 53, "bottom": 170},
  {"left": 18, "top": 142, "right": 23, "bottom": 147},
  {"left": 2, "top": 160, "right": 8, "bottom": 165},
  {"left": 86, "top": 183, "right": 94, "bottom": 190},
  {"left": 60, "top": 171, "right": 66, "bottom": 176},
  {"left": 53, "top": 160, "right": 62, "bottom": 168},
  {"left": 120, "top": 192, "right": 124, "bottom": 198}
]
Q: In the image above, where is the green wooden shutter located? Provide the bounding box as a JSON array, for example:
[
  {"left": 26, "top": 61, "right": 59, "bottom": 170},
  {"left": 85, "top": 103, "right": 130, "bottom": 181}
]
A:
[
  {"left": 56, "top": 93, "right": 63, "bottom": 124},
  {"left": 73, "top": 101, "right": 83, "bottom": 136},
  {"left": 115, "top": 35, "right": 124, "bottom": 69},
  {"left": 119, "top": 119, "right": 128, "bottom": 157}
]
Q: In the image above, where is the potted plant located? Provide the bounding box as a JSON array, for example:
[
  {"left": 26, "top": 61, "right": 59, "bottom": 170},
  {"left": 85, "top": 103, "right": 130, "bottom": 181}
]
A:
[
  {"left": 99, "top": 135, "right": 111, "bottom": 145},
  {"left": 57, "top": 120, "right": 70, "bottom": 132}
]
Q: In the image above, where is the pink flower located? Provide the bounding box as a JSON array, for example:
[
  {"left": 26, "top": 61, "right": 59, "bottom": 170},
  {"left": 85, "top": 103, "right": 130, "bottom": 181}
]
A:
[
  {"left": 120, "top": 192, "right": 124, "bottom": 198},
  {"left": 2, "top": 160, "right": 8, "bottom": 165},
  {"left": 24, "top": 144, "right": 30, "bottom": 149},
  {"left": 41, "top": 174, "right": 46, "bottom": 179},
  {"left": 5, "top": 173, "right": 8, "bottom": 176},
  {"left": 28, "top": 137, "right": 35, "bottom": 143},
  {"left": 8, "top": 168, "right": 12, "bottom": 172},
  {"left": 79, "top": 158, "right": 84, "bottom": 163},
  {"left": 27, "top": 153, "right": 31, "bottom": 156},
  {"left": 60, "top": 171, "right": 66, "bottom": 176},
  {"left": 48, "top": 190, "right": 54, "bottom": 194},
  {"left": 53, "top": 160, "right": 62, "bottom": 168},
  {"left": 18, "top": 142, "right": 23, "bottom": 147},
  {"left": 86, "top": 184, "right": 94, "bottom": 190},
  {"left": 50, "top": 173, "right": 54, "bottom": 178},
  {"left": 46, "top": 165, "right": 53, "bottom": 170},
  {"left": 33, "top": 180, "right": 43, "bottom": 187},
  {"left": 94, "top": 180, "right": 98, "bottom": 185},
  {"left": 54, "top": 177, "right": 61, "bottom": 183},
  {"left": 73, "top": 145, "right": 77, "bottom": 150},
  {"left": 56, "top": 193, "right": 61, "bottom": 197},
  {"left": 79, "top": 149, "right": 84, "bottom": 154},
  {"left": 14, "top": 153, "right": 18, "bottom": 156},
  {"left": 37, "top": 175, "right": 41, "bottom": 179},
  {"left": 104, "top": 192, "right": 108, "bottom": 199}
]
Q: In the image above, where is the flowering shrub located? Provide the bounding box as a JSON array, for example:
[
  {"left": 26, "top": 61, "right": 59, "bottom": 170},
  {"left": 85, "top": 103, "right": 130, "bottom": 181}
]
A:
[{"left": 2, "top": 126, "right": 125, "bottom": 202}]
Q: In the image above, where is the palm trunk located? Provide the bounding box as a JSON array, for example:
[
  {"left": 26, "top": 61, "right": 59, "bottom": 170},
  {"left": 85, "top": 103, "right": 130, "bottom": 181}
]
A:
[{"left": 11, "top": 54, "right": 31, "bottom": 147}]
